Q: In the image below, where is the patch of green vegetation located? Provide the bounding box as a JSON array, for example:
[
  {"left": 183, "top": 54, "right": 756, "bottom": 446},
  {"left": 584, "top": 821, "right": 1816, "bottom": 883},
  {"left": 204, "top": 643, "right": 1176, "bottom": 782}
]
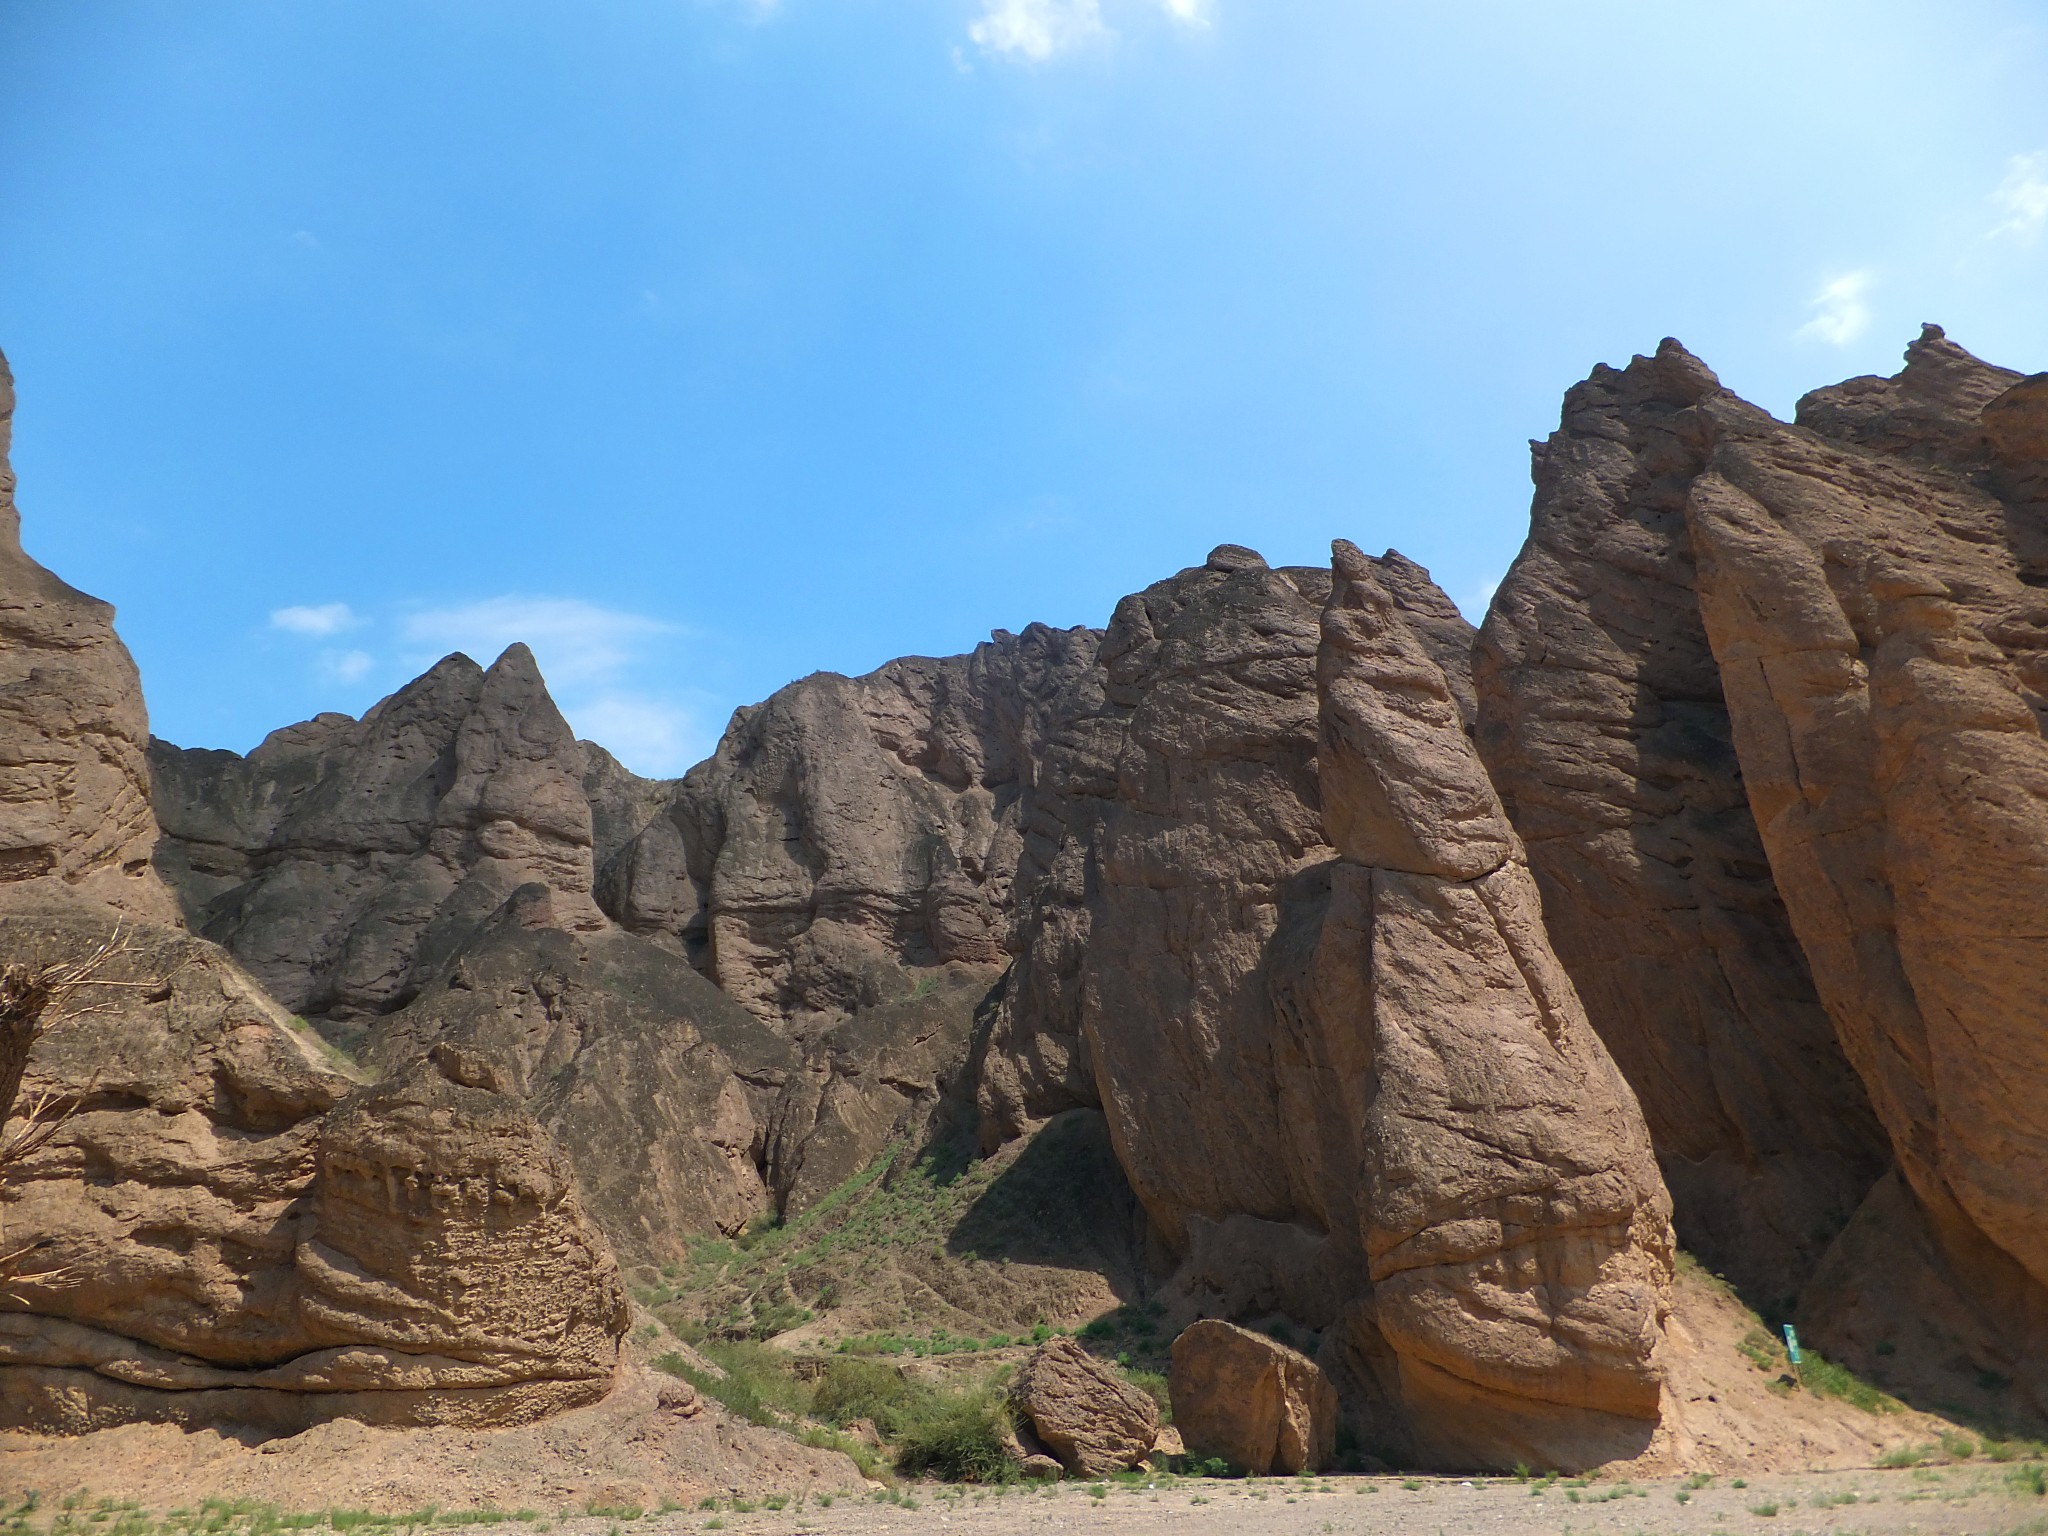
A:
[
  {"left": 1796, "top": 1351, "right": 1900, "bottom": 1414},
  {"left": 1879, "top": 1442, "right": 1938, "bottom": 1468},
  {"left": 2010, "top": 1463, "right": 2048, "bottom": 1498}
]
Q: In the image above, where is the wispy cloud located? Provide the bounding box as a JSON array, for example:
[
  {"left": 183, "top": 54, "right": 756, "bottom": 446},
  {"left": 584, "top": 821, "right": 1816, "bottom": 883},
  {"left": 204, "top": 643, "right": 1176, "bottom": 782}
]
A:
[
  {"left": 398, "top": 596, "right": 705, "bottom": 773},
  {"left": 398, "top": 596, "right": 677, "bottom": 689},
  {"left": 969, "top": 0, "right": 1108, "bottom": 60},
  {"left": 271, "top": 602, "right": 359, "bottom": 636},
  {"left": 320, "top": 648, "right": 375, "bottom": 684},
  {"left": 966, "top": 0, "right": 1205, "bottom": 60},
  {"left": 1795, "top": 270, "right": 1874, "bottom": 346},
  {"left": 1989, "top": 150, "right": 2048, "bottom": 244}
]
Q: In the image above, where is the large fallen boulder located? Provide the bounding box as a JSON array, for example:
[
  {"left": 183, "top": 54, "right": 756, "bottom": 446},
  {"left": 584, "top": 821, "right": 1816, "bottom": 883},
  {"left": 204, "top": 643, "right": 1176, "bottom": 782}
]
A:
[
  {"left": 1169, "top": 1319, "right": 1335, "bottom": 1475},
  {"left": 1010, "top": 1336, "right": 1158, "bottom": 1476}
]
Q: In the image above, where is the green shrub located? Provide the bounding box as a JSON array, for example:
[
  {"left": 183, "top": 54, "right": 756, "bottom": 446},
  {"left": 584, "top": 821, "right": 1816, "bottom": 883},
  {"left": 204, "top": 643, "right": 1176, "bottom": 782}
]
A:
[
  {"left": 1122, "top": 1367, "right": 1172, "bottom": 1423},
  {"left": 2009, "top": 1463, "right": 2048, "bottom": 1497},
  {"left": 813, "top": 1357, "right": 934, "bottom": 1438},
  {"left": 892, "top": 1388, "right": 1017, "bottom": 1484}
]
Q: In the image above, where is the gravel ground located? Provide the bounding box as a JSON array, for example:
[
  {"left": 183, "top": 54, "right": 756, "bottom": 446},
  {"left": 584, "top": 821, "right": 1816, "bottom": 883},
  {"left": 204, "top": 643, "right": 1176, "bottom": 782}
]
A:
[{"left": 546, "top": 1466, "right": 2046, "bottom": 1536}]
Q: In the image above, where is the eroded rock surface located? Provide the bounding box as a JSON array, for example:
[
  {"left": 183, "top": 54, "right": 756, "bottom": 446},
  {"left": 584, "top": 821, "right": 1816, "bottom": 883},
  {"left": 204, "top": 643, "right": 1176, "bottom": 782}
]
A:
[
  {"left": 1475, "top": 341, "right": 1890, "bottom": 1311},
  {"left": 1010, "top": 1336, "right": 1159, "bottom": 1476},
  {"left": 0, "top": 349, "right": 176, "bottom": 924},
  {"left": 363, "top": 885, "right": 795, "bottom": 1266},
  {"left": 1169, "top": 1320, "right": 1336, "bottom": 1475},
  {"left": 0, "top": 908, "right": 628, "bottom": 1433},
  {"left": 149, "top": 644, "right": 610, "bottom": 1020}
]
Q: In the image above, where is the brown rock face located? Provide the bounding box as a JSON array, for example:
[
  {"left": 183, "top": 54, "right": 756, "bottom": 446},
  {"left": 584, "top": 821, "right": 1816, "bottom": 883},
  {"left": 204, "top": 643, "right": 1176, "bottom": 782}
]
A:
[
  {"left": 971, "top": 543, "right": 1672, "bottom": 1470},
  {"left": 1481, "top": 323, "right": 2048, "bottom": 1425},
  {"left": 1672, "top": 328, "right": 2048, "bottom": 1413},
  {"left": 1475, "top": 340, "right": 1890, "bottom": 1311},
  {"left": 1010, "top": 1336, "right": 1159, "bottom": 1476},
  {"left": 1300, "top": 543, "right": 1672, "bottom": 1469},
  {"left": 149, "top": 643, "right": 609, "bottom": 1021},
  {"left": 1169, "top": 1320, "right": 1336, "bottom": 1475},
  {"left": 362, "top": 886, "right": 796, "bottom": 1266},
  {"left": 0, "top": 350, "right": 176, "bottom": 923},
  {"left": 0, "top": 908, "right": 627, "bottom": 1434}
]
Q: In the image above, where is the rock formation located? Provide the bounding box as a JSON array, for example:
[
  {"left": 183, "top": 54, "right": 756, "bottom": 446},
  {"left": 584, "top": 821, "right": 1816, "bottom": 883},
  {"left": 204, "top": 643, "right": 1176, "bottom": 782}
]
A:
[
  {"left": 1169, "top": 1320, "right": 1336, "bottom": 1476},
  {"left": 102, "top": 321, "right": 2048, "bottom": 1464},
  {"left": 0, "top": 350, "right": 176, "bottom": 924},
  {"left": 1475, "top": 340, "right": 1891, "bottom": 1312},
  {"left": 150, "top": 645, "right": 610, "bottom": 1022},
  {"left": 1010, "top": 1336, "right": 1159, "bottom": 1476},
  {"left": 1484, "top": 324, "right": 2048, "bottom": 1425},
  {"left": 0, "top": 909, "right": 628, "bottom": 1433},
  {"left": 362, "top": 885, "right": 796, "bottom": 1265},
  {"left": 0, "top": 351, "right": 630, "bottom": 1435}
]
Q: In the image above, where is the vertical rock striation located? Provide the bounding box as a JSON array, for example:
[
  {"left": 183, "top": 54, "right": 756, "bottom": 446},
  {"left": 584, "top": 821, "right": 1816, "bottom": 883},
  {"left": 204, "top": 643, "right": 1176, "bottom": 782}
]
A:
[{"left": 1474, "top": 342, "right": 1889, "bottom": 1310}]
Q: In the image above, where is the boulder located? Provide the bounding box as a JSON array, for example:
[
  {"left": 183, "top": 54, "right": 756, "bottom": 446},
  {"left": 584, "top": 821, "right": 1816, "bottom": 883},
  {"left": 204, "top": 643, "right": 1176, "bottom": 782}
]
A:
[
  {"left": 1010, "top": 1336, "right": 1159, "bottom": 1476},
  {"left": 1168, "top": 1320, "right": 1335, "bottom": 1475}
]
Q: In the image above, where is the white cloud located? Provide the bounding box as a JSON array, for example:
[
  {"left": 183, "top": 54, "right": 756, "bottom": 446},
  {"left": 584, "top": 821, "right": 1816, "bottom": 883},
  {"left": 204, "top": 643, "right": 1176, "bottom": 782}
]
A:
[
  {"left": 398, "top": 596, "right": 677, "bottom": 689},
  {"left": 969, "top": 0, "right": 1108, "bottom": 60},
  {"left": 566, "top": 692, "right": 706, "bottom": 777},
  {"left": 320, "top": 649, "right": 375, "bottom": 684},
  {"left": 1795, "top": 271, "right": 1874, "bottom": 346},
  {"left": 271, "top": 602, "right": 359, "bottom": 636},
  {"left": 1990, "top": 150, "right": 2048, "bottom": 244},
  {"left": 1158, "top": 0, "right": 1210, "bottom": 25}
]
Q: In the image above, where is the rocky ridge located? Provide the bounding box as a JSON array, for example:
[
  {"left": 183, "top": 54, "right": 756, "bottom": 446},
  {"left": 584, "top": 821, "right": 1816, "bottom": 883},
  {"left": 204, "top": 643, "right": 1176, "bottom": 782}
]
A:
[{"left": 9, "top": 325, "right": 2048, "bottom": 1475}]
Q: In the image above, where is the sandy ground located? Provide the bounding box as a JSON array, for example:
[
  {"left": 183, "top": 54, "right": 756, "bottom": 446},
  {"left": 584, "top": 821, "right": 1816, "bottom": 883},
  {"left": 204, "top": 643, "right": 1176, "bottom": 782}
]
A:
[
  {"left": 633, "top": 1468, "right": 2046, "bottom": 1536},
  {"left": 1, "top": 1266, "right": 2027, "bottom": 1517}
]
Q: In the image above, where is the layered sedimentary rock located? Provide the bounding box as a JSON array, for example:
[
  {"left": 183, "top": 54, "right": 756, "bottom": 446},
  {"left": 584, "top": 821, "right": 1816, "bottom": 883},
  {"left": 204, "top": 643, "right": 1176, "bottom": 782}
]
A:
[
  {"left": 972, "top": 542, "right": 1673, "bottom": 1469},
  {"left": 1480, "top": 323, "right": 2048, "bottom": 1422},
  {"left": 607, "top": 628, "right": 1100, "bottom": 1019},
  {"left": 0, "top": 354, "right": 627, "bottom": 1434},
  {"left": 0, "top": 350, "right": 176, "bottom": 924},
  {"left": 0, "top": 909, "right": 628, "bottom": 1433},
  {"left": 149, "top": 644, "right": 610, "bottom": 1020},
  {"left": 1475, "top": 342, "right": 1890, "bottom": 1309}
]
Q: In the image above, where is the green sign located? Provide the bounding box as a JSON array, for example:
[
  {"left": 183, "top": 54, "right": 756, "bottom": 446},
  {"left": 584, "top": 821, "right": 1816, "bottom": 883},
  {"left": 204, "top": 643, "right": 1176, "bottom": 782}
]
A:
[{"left": 1783, "top": 1324, "right": 1802, "bottom": 1366}]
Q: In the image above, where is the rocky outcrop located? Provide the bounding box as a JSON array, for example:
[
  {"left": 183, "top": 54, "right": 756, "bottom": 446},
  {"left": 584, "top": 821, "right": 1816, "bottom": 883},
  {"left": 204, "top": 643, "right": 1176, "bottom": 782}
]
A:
[
  {"left": 1168, "top": 1320, "right": 1336, "bottom": 1475},
  {"left": 0, "top": 349, "right": 176, "bottom": 924},
  {"left": 1009, "top": 1336, "right": 1158, "bottom": 1476},
  {"left": 0, "top": 907, "right": 628, "bottom": 1433},
  {"left": 363, "top": 885, "right": 795, "bottom": 1265},
  {"left": 1673, "top": 328, "right": 2048, "bottom": 1414},
  {"left": 149, "top": 644, "right": 610, "bottom": 1021},
  {"left": 606, "top": 627, "right": 1100, "bottom": 1020},
  {"left": 1296, "top": 544, "right": 1672, "bottom": 1468},
  {"left": 973, "top": 542, "right": 1673, "bottom": 1470},
  {"left": 1480, "top": 324, "right": 2048, "bottom": 1425},
  {"left": 1475, "top": 341, "right": 1890, "bottom": 1311}
]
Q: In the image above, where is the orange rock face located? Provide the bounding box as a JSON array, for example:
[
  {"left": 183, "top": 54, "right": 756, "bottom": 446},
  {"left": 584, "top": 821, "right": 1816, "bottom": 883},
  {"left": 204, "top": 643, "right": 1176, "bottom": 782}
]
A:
[{"left": 1169, "top": 1320, "right": 1337, "bottom": 1475}]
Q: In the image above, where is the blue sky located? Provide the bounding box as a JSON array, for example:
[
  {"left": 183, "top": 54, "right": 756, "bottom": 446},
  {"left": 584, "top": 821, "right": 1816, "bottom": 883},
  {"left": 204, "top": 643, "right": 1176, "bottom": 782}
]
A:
[{"left": 3, "top": 0, "right": 2046, "bottom": 775}]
